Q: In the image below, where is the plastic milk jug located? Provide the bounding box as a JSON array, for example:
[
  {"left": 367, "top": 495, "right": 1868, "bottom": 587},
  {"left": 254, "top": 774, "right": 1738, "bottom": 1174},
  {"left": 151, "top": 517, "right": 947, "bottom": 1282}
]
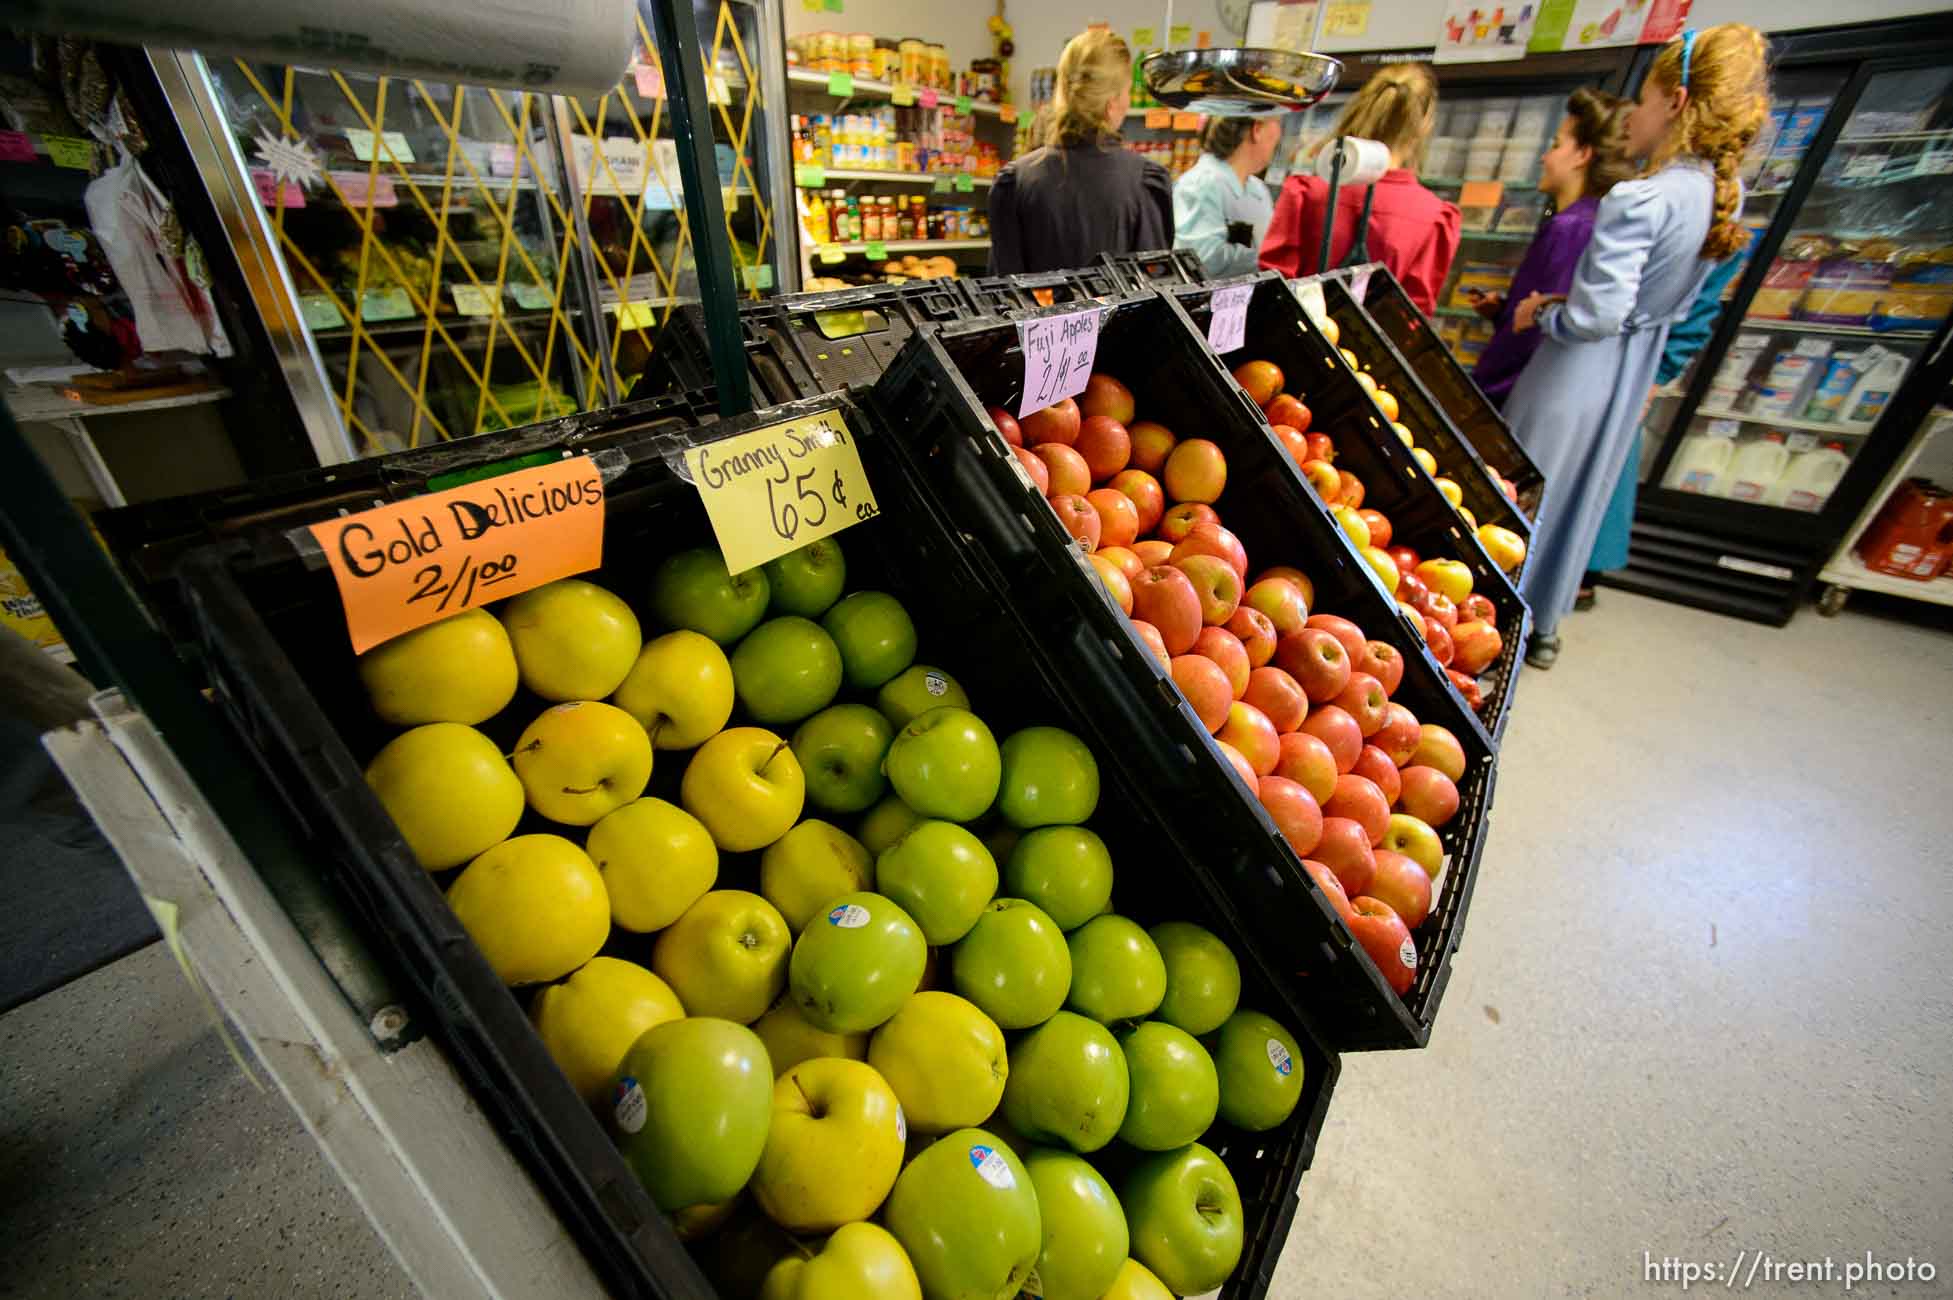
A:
[
  {"left": 1841, "top": 349, "right": 1906, "bottom": 431},
  {"left": 1664, "top": 425, "right": 1736, "bottom": 493},
  {"left": 1718, "top": 432, "right": 1791, "bottom": 502},
  {"left": 1764, "top": 442, "right": 1850, "bottom": 511}
]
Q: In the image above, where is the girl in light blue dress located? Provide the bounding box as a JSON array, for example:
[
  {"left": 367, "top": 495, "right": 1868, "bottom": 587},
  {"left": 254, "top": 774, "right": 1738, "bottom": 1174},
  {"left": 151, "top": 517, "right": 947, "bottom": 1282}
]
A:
[{"left": 1502, "top": 24, "right": 1771, "bottom": 667}]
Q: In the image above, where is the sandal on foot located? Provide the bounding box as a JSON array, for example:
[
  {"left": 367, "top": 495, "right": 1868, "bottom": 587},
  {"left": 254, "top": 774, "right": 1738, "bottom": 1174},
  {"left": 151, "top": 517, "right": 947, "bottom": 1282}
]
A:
[{"left": 1525, "top": 633, "right": 1561, "bottom": 669}]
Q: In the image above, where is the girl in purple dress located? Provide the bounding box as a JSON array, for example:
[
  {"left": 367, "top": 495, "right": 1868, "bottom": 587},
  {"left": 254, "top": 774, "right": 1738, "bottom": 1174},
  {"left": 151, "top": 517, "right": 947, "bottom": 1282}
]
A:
[{"left": 1469, "top": 90, "right": 1636, "bottom": 407}]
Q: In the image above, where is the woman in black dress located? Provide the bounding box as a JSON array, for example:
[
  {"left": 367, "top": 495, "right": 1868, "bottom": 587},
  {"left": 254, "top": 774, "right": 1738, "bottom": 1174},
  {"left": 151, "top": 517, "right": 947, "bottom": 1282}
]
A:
[{"left": 988, "top": 29, "right": 1172, "bottom": 274}]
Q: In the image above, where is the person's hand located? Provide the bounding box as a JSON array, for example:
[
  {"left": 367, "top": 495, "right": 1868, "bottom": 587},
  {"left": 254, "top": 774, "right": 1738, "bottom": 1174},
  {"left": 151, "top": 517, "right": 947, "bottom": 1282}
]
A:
[
  {"left": 1513, "top": 291, "right": 1551, "bottom": 331},
  {"left": 1470, "top": 290, "right": 1504, "bottom": 321}
]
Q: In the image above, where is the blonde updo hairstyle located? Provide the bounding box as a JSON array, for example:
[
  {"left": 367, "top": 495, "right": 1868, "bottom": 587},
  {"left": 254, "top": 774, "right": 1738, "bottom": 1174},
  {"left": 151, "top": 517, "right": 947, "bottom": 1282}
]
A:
[
  {"left": 1328, "top": 63, "right": 1438, "bottom": 169},
  {"left": 1050, "top": 28, "right": 1132, "bottom": 148},
  {"left": 1643, "top": 23, "right": 1771, "bottom": 258}
]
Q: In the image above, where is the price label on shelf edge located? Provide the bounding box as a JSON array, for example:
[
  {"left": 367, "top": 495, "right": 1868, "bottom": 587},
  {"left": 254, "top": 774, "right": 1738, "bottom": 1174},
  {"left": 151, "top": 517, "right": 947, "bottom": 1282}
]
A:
[
  {"left": 306, "top": 456, "right": 605, "bottom": 653},
  {"left": 1207, "top": 283, "right": 1253, "bottom": 355},
  {"left": 919, "top": 88, "right": 939, "bottom": 109},
  {"left": 683, "top": 409, "right": 880, "bottom": 575},
  {"left": 864, "top": 240, "right": 888, "bottom": 261},
  {"left": 1145, "top": 108, "right": 1171, "bottom": 129},
  {"left": 1016, "top": 308, "right": 1105, "bottom": 418},
  {"left": 451, "top": 284, "right": 496, "bottom": 317},
  {"left": 891, "top": 83, "right": 916, "bottom": 106}
]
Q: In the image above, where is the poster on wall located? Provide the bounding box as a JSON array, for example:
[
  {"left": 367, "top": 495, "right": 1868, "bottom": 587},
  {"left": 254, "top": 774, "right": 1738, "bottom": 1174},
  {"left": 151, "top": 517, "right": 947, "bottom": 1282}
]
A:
[
  {"left": 1245, "top": 0, "right": 1322, "bottom": 54},
  {"left": 1432, "top": 2, "right": 1538, "bottom": 63},
  {"left": 1526, "top": 0, "right": 1689, "bottom": 53}
]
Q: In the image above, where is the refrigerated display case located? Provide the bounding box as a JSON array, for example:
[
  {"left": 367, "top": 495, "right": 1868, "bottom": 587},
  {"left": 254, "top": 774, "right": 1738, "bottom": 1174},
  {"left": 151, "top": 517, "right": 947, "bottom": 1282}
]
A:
[{"left": 1610, "top": 18, "right": 1953, "bottom": 624}]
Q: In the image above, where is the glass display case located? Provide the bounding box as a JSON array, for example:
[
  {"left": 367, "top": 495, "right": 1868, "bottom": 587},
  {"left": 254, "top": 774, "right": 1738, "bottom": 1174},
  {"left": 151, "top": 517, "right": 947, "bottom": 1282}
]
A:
[{"left": 165, "top": 0, "right": 791, "bottom": 459}]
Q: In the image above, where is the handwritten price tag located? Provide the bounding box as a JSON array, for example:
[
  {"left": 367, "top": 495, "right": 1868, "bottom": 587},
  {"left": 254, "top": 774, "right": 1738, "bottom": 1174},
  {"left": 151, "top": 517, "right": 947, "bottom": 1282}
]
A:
[
  {"left": 795, "top": 162, "right": 826, "bottom": 187},
  {"left": 308, "top": 456, "right": 605, "bottom": 652},
  {"left": 451, "top": 284, "right": 496, "bottom": 316},
  {"left": 954, "top": 172, "right": 973, "bottom": 192},
  {"left": 864, "top": 241, "right": 888, "bottom": 261},
  {"left": 45, "top": 135, "right": 94, "bottom": 169},
  {"left": 683, "top": 408, "right": 880, "bottom": 574},
  {"left": 1145, "top": 109, "right": 1171, "bottom": 129},
  {"left": 1172, "top": 112, "right": 1201, "bottom": 132},
  {"left": 1207, "top": 283, "right": 1253, "bottom": 355},
  {"left": 634, "top": 64, "right": 665, "bottom": 98},
  {"left": 0, "top": 131, "right": 37, "bottom": 163},
  {"left": 1016, "top": 308, "right": 1105, "bottom": 417}
]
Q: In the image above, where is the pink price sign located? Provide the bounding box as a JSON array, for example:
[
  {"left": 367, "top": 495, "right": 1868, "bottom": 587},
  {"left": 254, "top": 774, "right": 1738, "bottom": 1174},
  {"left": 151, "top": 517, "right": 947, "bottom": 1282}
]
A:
[
  {"left": 250, "top": 168, "right": 307, "bottom": 208},
  {"left": 919, "top": 88, "right": 939, "bottom": 109},
  {"left": 330, "top": 171, "right": 399, "bottom": 208},
  {"left": 0, "top": 131, "right": 34, "bottom": 163},
  {"left": 1016, "top": 308, "right": 1105, "bottom": 418}
]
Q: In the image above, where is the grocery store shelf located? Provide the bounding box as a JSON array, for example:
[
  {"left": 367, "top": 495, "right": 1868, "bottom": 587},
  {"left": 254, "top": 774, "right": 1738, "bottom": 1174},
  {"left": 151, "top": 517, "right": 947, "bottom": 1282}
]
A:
[
  {"left": 1748, "top": 187, "right": 1789, "bottom": 197},
  {"left": 809, "top": 238, "right": 989, "bottom": 255},
  {"left": 1739, "top": 318, "right": 1937, "bottom": 342},
  {"left": 1835, "top": 128, "right": 1953, "bottom": 144},
  {"left": 1434, "top": 305, "right": 1483, "bottom": 319},
  {"left": 1818, "top": 549, "right": 1953, "bottom": 605},
  {"left": 314, "top": 309, "right": 568, "bottom": 341},
  {"left": 786, "top": 68, "right": 1008, "bottom": 118},
  {"left": 1419, "top": 175, "right": 1466, "bottom": 187},
  {"left": 4, "top": 382, "right": 232, "bottom": 422},
  {"left": 1696, "top": 405, "right": 1873, "bottom": 436},
  {"left": 807, "top": 168, "right": 993, "bottom": 187},
  {"left": 1459, "top": 230, "right": 1535, "bottom": 243}
]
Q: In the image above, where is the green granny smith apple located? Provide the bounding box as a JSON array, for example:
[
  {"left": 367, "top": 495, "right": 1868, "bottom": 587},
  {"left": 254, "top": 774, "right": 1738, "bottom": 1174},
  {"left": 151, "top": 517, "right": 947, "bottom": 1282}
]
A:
[
  {"left": 996, "top": 726, "right": 1100, "bottom": 828},
  {"left": 1116, "top": 1022, "right": 1220, "bottom": 1151},
  {"left": 791, "top": 702, "right": 893, "bottom": 814},
  {"left": 761, "top": 538, "right": 847, "bottom": 619},
  {"left": 1023, "top": 1148, "right": 1129, "bottom": 1300},
  {"left": 821, "top": 590, "right": 917, "bottom": 690},
  {"left": 731, "top": 616, "right": 843, "bottom": 726},
  {"left": 876, "top": 663, "right": 971, "bottom": 729},
  {"left": 882, "top": 1127, "right": 1041, "bottom": 1300},
  {"left": 883, "top": 706, "right": 1001, "bottom": 823},
  {"left": 1213, "top": 1008, "right": 1305, "bottom": 1131},
  {"left": 876, "top": 819, "right": 998, "bottom": 945},
  {"left": 1149, "top": 921, "right": 1242, "bottom": 1035},
  {"left": 857, "top": 793, "right": 924, "bottom": 856},
  {"left": 1120, "top": 1142, "right": 1244, "bottom": 1296},
  {"left": 787, "top": 890, "right": 927, "bottom": 1033},
  {"left": 1004, "top": 826, "right": 1115, "bottom": 931},
  {"left": 610, "top": 1017, "right": 772, "bottom": 1211},
  {"left": 1000, "top": 1011, "right": 1129, "bottom": 1154},
  {"left": 1065, "top": 915, "right": 1166, "bottom": 1024},
  {"left": 651, "top": 547, "right": 770, "bottom": 645},
  {"left": 758, "top": 819, "right": 874, "bottom": 934},
  {"left": 951, "top": 898, "right": 1072, "bottom": 1029}
]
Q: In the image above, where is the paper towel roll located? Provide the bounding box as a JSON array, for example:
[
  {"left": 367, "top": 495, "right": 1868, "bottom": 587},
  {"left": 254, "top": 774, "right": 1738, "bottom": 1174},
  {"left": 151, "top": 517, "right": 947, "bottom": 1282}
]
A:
[
  {"left": 1313, "top": 136, "right": 1391, "bottom": 186},
  {"left": 15, "top": 0, "right": 636, "bottom": 96}
]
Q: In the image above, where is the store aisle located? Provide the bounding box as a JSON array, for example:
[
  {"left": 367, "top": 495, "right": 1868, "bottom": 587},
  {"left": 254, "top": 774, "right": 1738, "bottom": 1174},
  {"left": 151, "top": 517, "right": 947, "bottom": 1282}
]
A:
[
  {"left": 2, "top": 591, "right": 1948, "bottom": 1298},
  {"left": 1276, "top": 591, "right": 1953, "bottom": 1298},
  {"left": 0, "top": 941, "right": 413, "bottom": 1299}
]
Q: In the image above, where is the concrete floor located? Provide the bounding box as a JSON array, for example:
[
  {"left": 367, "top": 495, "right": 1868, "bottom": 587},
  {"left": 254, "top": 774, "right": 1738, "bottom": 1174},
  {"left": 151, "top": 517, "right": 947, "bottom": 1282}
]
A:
[{"left": 2, "top": 589, "right": 1950, "bottom": 1298}]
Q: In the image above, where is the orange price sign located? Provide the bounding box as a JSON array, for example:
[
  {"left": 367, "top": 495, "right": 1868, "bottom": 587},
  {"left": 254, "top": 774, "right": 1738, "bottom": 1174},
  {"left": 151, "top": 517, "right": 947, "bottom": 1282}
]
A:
[
  {"left": 1144, "top": 108, "right": 1171, "bottom": 129},
  {"left": 306, "top": 455, "right": 606, "bottom": 652},
  {"left": 1172, "top": 112, "right": 1202, "bottom": 131},
  {"left": 1458, "top": 180, "right": 1504, "bottom": 208}
]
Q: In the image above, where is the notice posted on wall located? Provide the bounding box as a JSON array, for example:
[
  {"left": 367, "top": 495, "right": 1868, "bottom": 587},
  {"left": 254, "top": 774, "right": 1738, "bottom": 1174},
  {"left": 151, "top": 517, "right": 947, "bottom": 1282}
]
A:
[{"left": 1433, "top": 2, "right": 1537, "bottom": 62}]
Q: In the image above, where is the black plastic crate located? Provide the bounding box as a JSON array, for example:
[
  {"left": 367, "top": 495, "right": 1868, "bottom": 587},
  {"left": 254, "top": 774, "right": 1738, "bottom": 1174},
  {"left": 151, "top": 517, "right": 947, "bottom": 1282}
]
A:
[
  {"left": 1343, "top": 265, "right": 1548, "bottom": 522},
  {"left": 1308, "top": 274, "right": 1536, "bottom": 564},
  {"left": 624, "top": 280, "right": 971, "bottom": 407},
  {"left": 98, "top": 390, "right": 714, "bottom": 639},
  {"left": 959, "top": 263, "right": 1131, "bottom": 317},
  {"left": 1100, "top": 247, "right": 1206, "bottom": 291},
  {"left": 872, "top": 293, "right": 1500, "bottom": 1050},
  {"left": 167, "top": 391, "right": 1339, "bottom": 1297},
  {"left": 1168, "top": 274, "right": 1531, "bottom": 744}
]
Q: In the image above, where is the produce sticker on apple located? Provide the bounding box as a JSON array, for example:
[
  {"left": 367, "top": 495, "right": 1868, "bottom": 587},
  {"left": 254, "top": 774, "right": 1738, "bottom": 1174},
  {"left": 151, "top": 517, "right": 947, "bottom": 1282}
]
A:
[
  {"left": 969, "top": 1143, "right": 1017, "bottom": 1190},
  {"left": 305, "top": 454, "right": 606, "bottom": 653},
  {"left": 681, "top": 408, "right": 880, "bottom": 576}
]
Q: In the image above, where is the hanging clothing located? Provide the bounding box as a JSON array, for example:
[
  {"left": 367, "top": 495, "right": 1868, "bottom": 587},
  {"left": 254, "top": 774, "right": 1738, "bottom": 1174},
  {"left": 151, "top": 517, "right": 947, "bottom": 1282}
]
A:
[
  {"left": 1588, "top": 254, "right": 1745, "bottom": 572},
  {"left": 987, "top": 142, "right": 1173, "bottom": 275},
  {"left": 1257, "top": 169, "right": 1460, "bottom": 313},
  {"left": 84, "top": 151, "right": 232, "bottom": 357},
  {"left": 1172, "top": 152, "right": 1274, "bottom": 279},
  {"left": 1504, "top": 158, "right": 1718, "bottom": 637},
  {"left": 1471, "top": 195, "right": 1600, "bottom": 408}
]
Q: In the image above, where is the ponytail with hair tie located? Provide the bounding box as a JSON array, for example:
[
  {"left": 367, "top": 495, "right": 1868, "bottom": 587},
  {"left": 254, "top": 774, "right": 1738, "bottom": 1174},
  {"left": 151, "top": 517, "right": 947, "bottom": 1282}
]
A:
[{"left": 1645, "top": 23, "right": 1770, "bottom": 259}]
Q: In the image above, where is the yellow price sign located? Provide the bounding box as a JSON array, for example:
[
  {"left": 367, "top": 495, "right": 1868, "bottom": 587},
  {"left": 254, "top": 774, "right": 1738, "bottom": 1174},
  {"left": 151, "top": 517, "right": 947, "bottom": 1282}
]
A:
[
  {"left": 891, "top": 83, "right": 917, "bottom": 106},
  {"left": 1000, "top": 103, "right": 1018, "bottom": 123},
  {"left": 683, "top": 409, "right": 880, "bottom": 575}
]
